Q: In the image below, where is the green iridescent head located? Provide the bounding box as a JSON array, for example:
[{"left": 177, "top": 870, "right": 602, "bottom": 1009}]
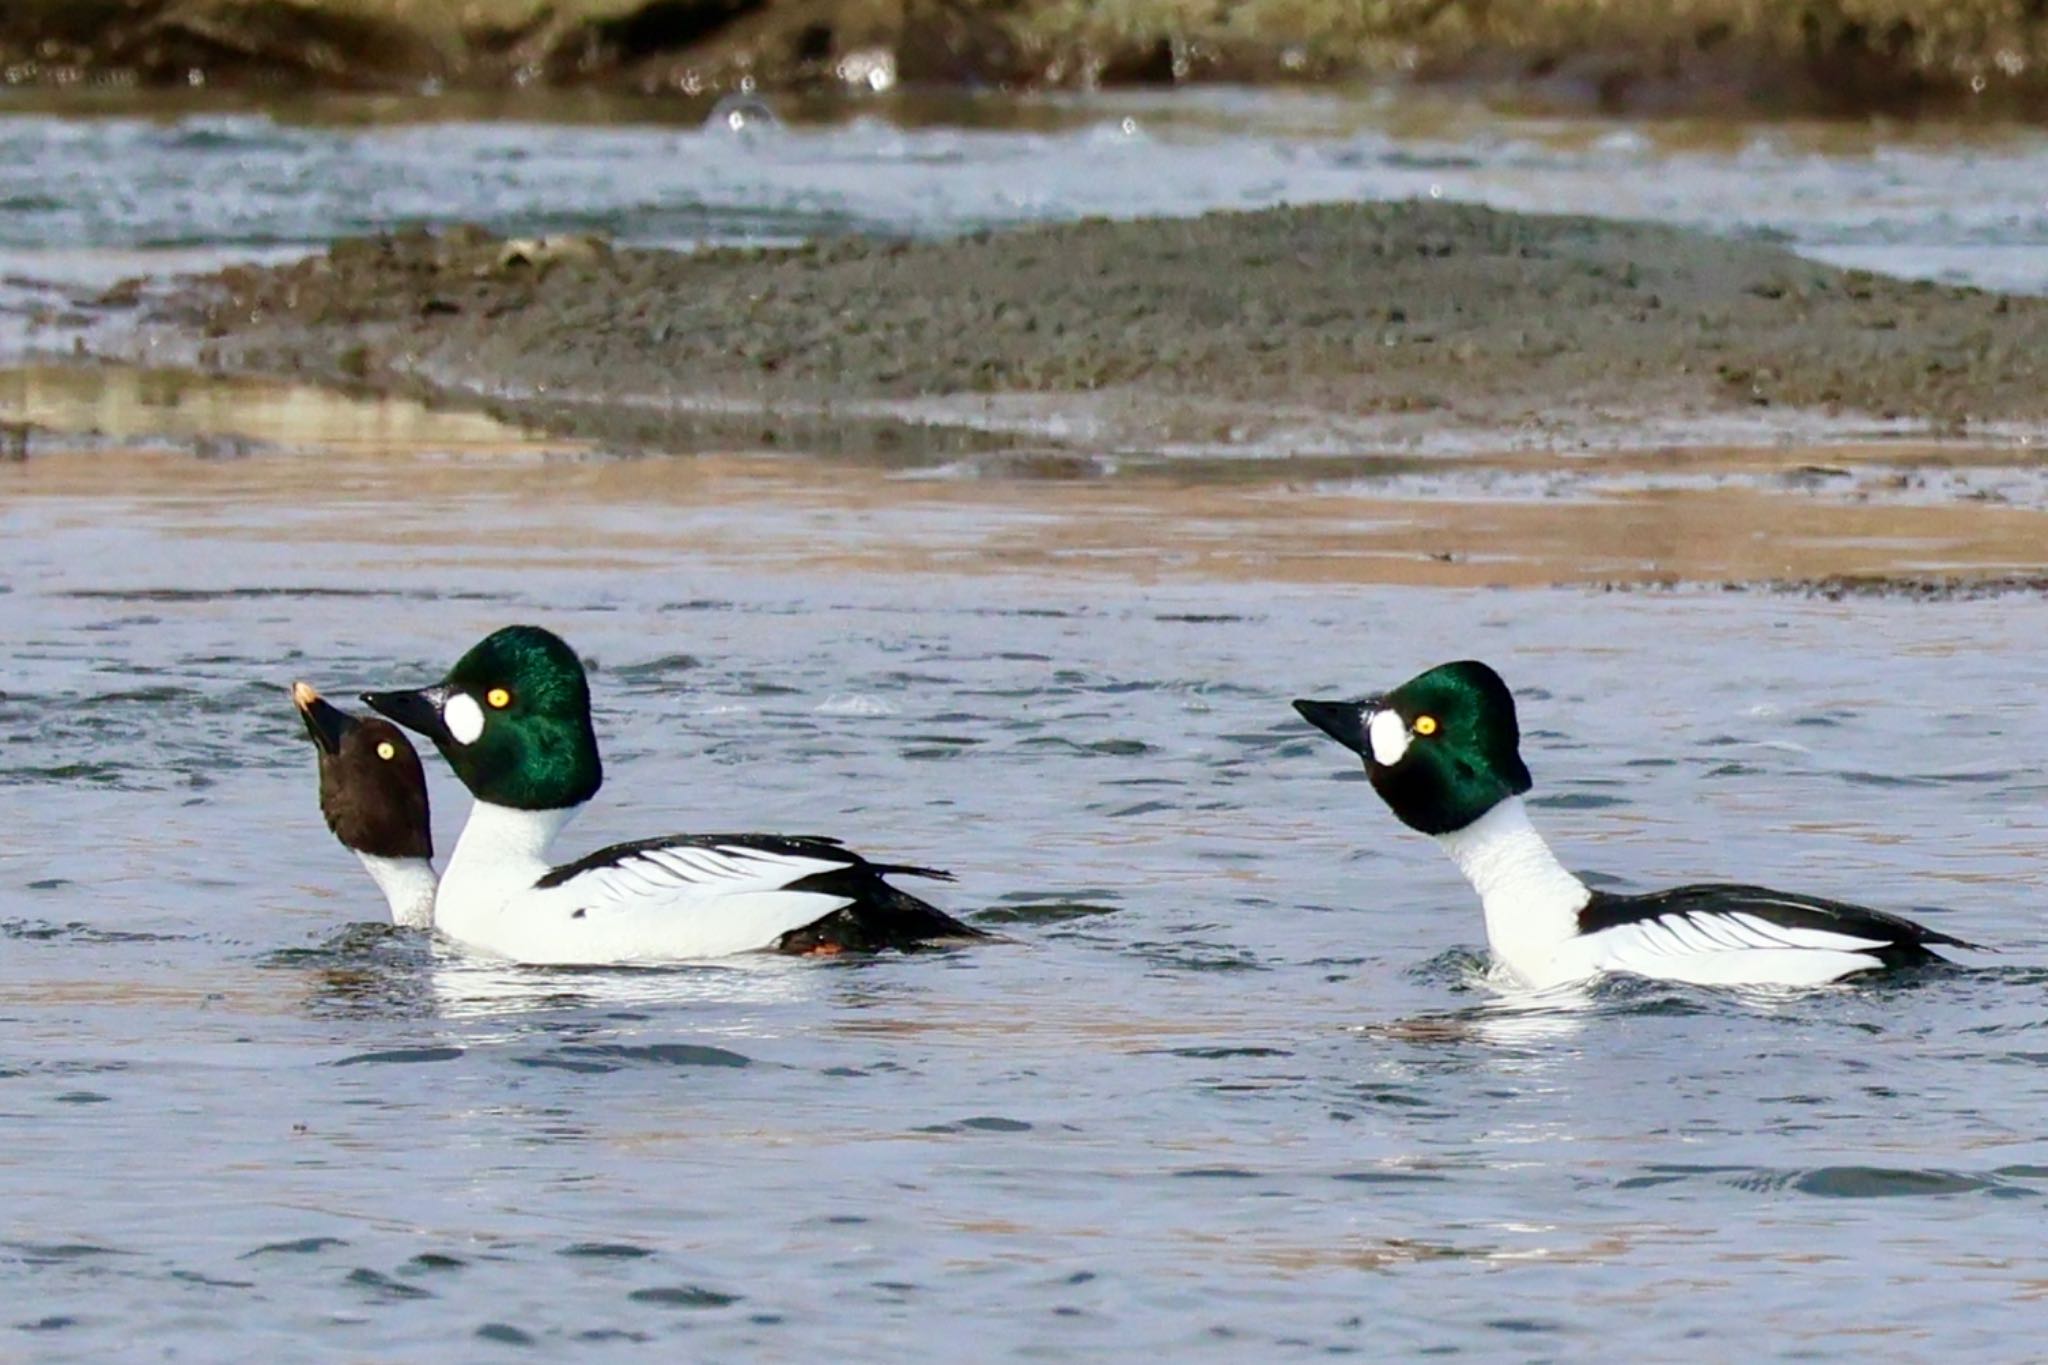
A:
[
  {"left": 364, "top": 625, "right": 602, "bottom": 811},
  {"left": 1294, "top": 659, "right": 1533, "bottom": 835}
]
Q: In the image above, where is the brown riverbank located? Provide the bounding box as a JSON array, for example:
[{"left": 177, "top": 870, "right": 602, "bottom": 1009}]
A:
[
  {"left": 6, "top": 0, "right": 2048, "bottom": 117},
  {"left": 126, "top": 203, "right": 2048, "bottom": 462}
]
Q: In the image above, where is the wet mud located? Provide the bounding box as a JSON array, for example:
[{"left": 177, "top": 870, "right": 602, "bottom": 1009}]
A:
[
  {"left": 7, "top": 365, "right": 2048, "bottom": 596},
  {"left": 131, "top": 206, "right": 2048, "bottom": 460}
]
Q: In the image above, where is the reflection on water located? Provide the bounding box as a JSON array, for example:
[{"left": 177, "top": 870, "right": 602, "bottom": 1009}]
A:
[
  {"left": 273, "top": 927, "right": 851, "bottom": 1022},
  {"left": 0, "top": 363, "right": 563, "bottom": 455}
]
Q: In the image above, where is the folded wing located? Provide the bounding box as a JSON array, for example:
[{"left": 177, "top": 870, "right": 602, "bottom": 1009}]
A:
[
  {"left": 525, "top": 834, "right": 975, "bottom": 961},
  {"left": 1574, "top": 883, "right": 1971, "bottom": 982}
]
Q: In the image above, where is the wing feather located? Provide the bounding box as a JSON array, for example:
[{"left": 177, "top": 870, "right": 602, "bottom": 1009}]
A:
[
  {"left": 1577, "top": 882, "right": 1974, "bottom": 975},
  {"left": 509, "top": 832, "right": 978, "bottom": 962}
]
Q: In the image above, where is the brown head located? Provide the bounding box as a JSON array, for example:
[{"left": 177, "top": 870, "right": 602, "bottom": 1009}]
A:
[{"left": 292, "top": 680, "right": 432, "bottom": 861}]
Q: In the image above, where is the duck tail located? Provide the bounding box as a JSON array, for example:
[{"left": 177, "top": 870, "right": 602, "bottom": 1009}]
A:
[{"left": 777, "top": 865, "right": 988, "bottom": 953}]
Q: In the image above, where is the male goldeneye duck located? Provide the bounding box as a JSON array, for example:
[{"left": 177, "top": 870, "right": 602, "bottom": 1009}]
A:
[
  {"left": 291, "top": 680, "right": 436, "bottom": 929},
  {"left": 1292, "top": 660, "right": 1976, "bottom": 990},
  {"left": 360, "top": 625, "right": 986, "bottom": 964}
]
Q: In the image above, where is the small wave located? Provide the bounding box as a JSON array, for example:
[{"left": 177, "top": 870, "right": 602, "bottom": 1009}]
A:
[
  {"left": 238, "top": 1236, "right": 347, "bottom": 1259},
  {"left": 513, "top": 1042, "right": 752, "bottom": 1072},
  {"left": 330, "top": 1046, "right": 465, "bottom": 1067},
  {"left": 559, "top": 1242, "right": 656, "bottom": 1260},
  {"left": 627, "top": 1285, "right": 741, "bottom": 1309},
  {"left": 914, "top": 1115, "right": 1033, "bottom": 1133},
  {"left": 0, "top": 919, "right": 182, "bottom": 944},
  {"left": 1617, "top": 1163, "right": 2012, "bottom": 1199}
]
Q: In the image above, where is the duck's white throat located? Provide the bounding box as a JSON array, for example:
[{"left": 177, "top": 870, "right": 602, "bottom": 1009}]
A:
[
  {"left": 1431, "top": 796, "right": 1590, "bottom": 985},
  {"left": 437, "top": 800, "right": 579, "bottom": 934},
  {"left": 354, "top": 853, "right": 438, "bottom": 930}
]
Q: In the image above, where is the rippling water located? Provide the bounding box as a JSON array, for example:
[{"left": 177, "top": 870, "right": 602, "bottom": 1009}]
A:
[
  {"left": 5, "top": 456, "right": 2048, "bottom": 1355},
  {"left": 2, "top": 87, "right": 2048, "bottom": 326},
  {"left": 6, "top": 80, "right": 2048, "bottom": 1355}
]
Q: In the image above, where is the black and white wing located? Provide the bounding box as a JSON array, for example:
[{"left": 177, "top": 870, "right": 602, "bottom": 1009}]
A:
[
  {"left": 523, "top": 834, "right": 978, "bottom": 960},
  {"left": 1574, "top": 883, "right": 1973, "bottom": 982}
]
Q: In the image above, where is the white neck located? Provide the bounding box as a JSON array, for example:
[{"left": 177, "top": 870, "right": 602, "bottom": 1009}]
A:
[
  {"left": 1432, "top": 796, "right": 1590, "bottom": 985},
  {"left": 353, "top": 852, "right": 438, "bottom": 930},
  {"left": 437, "top": 800, "right": 578, "bottom": 930}
]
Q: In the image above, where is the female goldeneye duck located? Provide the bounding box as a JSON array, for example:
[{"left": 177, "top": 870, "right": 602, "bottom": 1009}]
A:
[
  {"left": 1292, "top": 660, "right": 1977, "bottom": 990},
  {"left": 359, "top": 625, "right": 986, "bottom": 965},
  {"left": 291, "top": 680, "right": 436, "bottom": 929}
]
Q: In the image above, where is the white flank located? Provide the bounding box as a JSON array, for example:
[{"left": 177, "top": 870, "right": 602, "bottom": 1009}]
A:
[
  {"left": 432, "top": 800, "right": 853, "bottom": 964},
  {"left": 1559, "top": 908, "right": 1896, "bottom": 988},
  {"left": 1433, "top": 797, "right": 1908, "bottom": 988},
  {"left": 354, "top": 852, "right": 438, "bottom": 929},
  {"left": 1433, "top": 796, "right": 1592, "bottom": 988},
  {"left": 444, "top": 692, "right": 485, "bottom": 745},
  {"left": 1367, "top": 709, "right": 1410, "bottom": 766},
  {"left": 1569, "top": 936, "right": 1887, "bottom": 988}
]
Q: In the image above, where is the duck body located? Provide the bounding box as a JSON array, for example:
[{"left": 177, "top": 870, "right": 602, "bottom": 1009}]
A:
[
  {"left": 1569, "top": 884, "right": 1960, "bottom": 986},
  {"left": 1434, "top": 794, "right": 1965, "bottom": 990},
  {"left": 365, "top": 625, "right": 984, "bottom": 965},
  {"left": 431, "top": 801, "right": 967, "bottom": 964},
  {"left": 1294, "top": 662, "right": 1976, "bottom": 991}
]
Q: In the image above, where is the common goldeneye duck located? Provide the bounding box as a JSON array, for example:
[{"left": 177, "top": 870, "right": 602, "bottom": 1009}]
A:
[
  {"left": 1292, "top": 660, "right": 1976, "bottom": 990},
  {"left": 291, "top": 680, "right": 436, "bottom": 930},
  {"left": 360, "top": 625, "right": 985, "bottom": 964}
]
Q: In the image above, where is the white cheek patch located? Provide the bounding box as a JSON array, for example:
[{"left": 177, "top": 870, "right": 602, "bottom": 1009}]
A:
[
  {"left": 1367, "top": 709, "right": 1411, "bottom": 767},
  {"left": 443, "top": 691, "right": 485, "bottom": 746}
]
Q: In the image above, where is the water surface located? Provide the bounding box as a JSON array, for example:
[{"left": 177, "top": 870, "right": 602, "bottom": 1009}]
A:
[
  {"left": 4, "top": 426, "right": 2048, "bottom": 1356},
  {"left": 4, "top": 86, "right": 2048, "bottom": 357}
]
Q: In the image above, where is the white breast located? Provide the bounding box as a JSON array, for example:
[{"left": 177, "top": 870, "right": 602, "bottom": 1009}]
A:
[{"left": 1431, "top": 798, "right": 1591, "bottom": 986}]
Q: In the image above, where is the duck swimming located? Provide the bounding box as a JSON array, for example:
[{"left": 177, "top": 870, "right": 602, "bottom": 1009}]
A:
[
  {"left": 1293, "top": 660, "right": 1975, "bottom": 989},
  {"left": 292, "top": 680, "right": 436, "bottom": 929},
  {"left": 361, "top": 625, "right": 985, "bottom": 964}
]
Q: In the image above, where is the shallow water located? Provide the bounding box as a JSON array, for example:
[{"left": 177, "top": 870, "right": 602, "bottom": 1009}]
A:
[
  {"left": 6, "top": 426, "right": 2048, "bottom": 1356},
  {"left": 15, "top": 364, "right": 2048, "bottom": 578},
  {"left": 3, "top": 86, "right": 2048, "bottom": 355}
]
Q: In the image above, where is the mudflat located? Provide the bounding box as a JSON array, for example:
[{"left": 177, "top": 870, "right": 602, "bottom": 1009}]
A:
[{"left": 139, "top": 202, "right": 2048, "bottom": 459}]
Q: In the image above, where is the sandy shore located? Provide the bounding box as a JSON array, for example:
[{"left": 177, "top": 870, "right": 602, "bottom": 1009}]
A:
[
  {"left": 5, "top": 0, "right": 2048, "bottom": 115},
  {"left": 125, "top": 204, "right": 2048, "bottom": 462}
]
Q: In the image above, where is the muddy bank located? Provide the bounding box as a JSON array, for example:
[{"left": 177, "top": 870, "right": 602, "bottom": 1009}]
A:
[
  {"left": 6, "top": 0, "right": 2048, "bottom": 116},
  {"left": 132, "top": 202, "right": 2048, "bottom": 459},
  {"left": 13, "top": 370, "right": 2048, "bottom": 591}
]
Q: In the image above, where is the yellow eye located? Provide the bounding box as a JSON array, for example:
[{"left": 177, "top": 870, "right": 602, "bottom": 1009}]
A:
[
  {"left": 376, "top": 741, "right": 397, "bottom": 760},
  {"left": 1414, "top": 715, "right": 1438, "bottom": 736},
  {"left": 486, "top": 687, "right": 512, "bottom": 709}
]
